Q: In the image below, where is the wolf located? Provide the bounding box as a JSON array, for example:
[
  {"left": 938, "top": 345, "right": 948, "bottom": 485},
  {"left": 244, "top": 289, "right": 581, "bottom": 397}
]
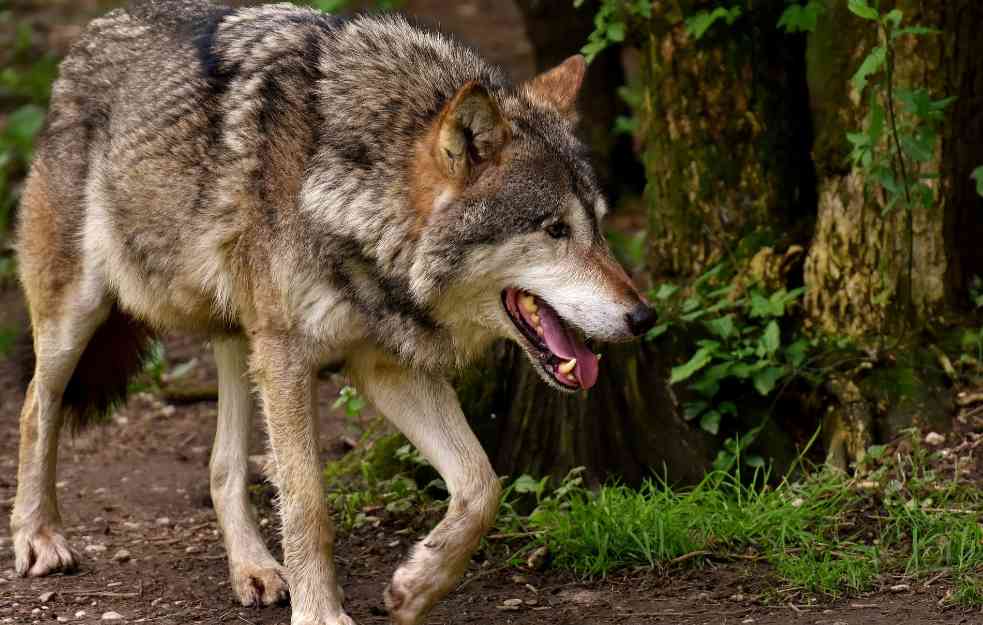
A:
[{"left": 10, "top": 1, "right": 657, "bottom": 623}]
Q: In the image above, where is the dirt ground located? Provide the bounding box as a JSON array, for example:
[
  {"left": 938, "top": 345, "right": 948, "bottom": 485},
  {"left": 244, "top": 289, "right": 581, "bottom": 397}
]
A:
[
  {"left": 2, "top": 300, "right": 982, "bottom": 625},
  {"left": 3, "top": 1, "right": 983, "bottom": 624}
]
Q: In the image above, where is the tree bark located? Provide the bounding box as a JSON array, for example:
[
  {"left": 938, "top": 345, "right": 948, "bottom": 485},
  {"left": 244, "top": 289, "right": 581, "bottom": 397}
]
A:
[
  {"left": 640, "top": 1, "right": 817, "bottom": 278},
  {"left": 803, "top": 0, "right": 983, "bottom": 338}
]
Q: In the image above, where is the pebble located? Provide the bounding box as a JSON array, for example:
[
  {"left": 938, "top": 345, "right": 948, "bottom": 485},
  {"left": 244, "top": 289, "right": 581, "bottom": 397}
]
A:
[
  {"left": 184, "top": 545, "right": 202, "bottom": 554},
  {"left": 39, "top": 591, "right": 56, "bottom": 603},
  {"left": 84, "top": 544, "right": 107, "bottom": 553},
  {"left": 924, "top": 431, "right": 945, "bottom": 445},
  {"left": 112, "top": 549, "right": 131, "bottom": 563},
  {"left": 74, "top": 610, "right": 86, "bottom": 619},
  {"left": 155, "top": 517, "right": 171, "bottom": 527},
  {"left": 122, "top": 522, "right": 141, "bottom": 530},
  {"left": 57, "top": 618, "right": 69, "bottom": 623},
  {"left": 101, "top": 611, "right": 124, "bottom": 621},
  {"left": 742, "top": 619, "right": 755, "bottom": 624},
  {"left": 890, "top": 583, "right": 910, "bottom": 593}
]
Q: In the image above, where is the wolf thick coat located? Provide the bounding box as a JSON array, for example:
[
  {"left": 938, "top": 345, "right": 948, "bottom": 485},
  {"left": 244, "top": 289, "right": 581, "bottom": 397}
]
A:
[{"left": 11, "top": 2, "right": 656, "bottom": 624}]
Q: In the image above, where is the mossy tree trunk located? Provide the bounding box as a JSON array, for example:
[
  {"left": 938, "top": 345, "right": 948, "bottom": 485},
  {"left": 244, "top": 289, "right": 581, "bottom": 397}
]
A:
[
  {"left": 461, "top": 1, "right": 816, "bottom": 485},
  {"left": 640, "top": 1, "right": 817, "bottom": 278},
  {"left": 803, "top": 0, "right": 983, "bottom": 338}
]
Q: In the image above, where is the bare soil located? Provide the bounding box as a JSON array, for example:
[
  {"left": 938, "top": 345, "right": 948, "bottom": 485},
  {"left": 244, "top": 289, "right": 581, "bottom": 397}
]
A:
[{"left": 2, "top": 283, "right": 981, "bottom": 625}]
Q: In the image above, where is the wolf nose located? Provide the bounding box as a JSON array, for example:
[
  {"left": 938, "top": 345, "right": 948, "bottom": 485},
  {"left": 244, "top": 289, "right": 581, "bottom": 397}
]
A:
[{"left": 625, "top": 303, "right": 657, "bottom": 337}]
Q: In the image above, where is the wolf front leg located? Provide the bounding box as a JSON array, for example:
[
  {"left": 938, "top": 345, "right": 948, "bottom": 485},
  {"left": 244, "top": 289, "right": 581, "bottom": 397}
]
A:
[
  {"left": 349, "top": 352, "right": 501, "bottom": 625},
  {"left": 250, "top": 336, "right": 354, "bottom": 625}
]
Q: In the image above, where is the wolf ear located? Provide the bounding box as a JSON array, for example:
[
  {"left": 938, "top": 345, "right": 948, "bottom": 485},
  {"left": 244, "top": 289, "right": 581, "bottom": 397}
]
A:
[
  {"left": 435, "top": 82, "right": 509, "bottom": 182},
  {"left": 523, "top": 55, "right": 587, "bottom": 116}
]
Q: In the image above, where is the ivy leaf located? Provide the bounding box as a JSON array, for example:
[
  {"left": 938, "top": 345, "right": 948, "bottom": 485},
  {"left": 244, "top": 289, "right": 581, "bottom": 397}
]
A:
[
  {"left": 971, "top": 166, "right": 983, "bottom": 198},
  {"left": 606, "top": 20, "right": 626, "bottom": 43},
  {"left": 700, "top": 410, "right": 722, "bottom": 435},
  {"left": 847, "top": 0, "right": 879, "bottom": 21},
  {"left": 685, "top": 6, "right": 742, "bottom": 40},
  {"left": 760, "top": 320, "right": 781, "bottom": 355},
  {"left": 670, "top": 346, "right": 715, "bottom": 384},
  {"left": 653, "top": 283, "right": 679, "bottom": 300},
  {"left": 851, "top": 46, "right": 886, "bottom": 95},
  {"left": 645, "top": 322, "right": 669, "bottom": 341},
  {"left": 784, "top": 339, "right": 810, "bottom": 368},
  {"left": 705, "top": 314, "right": 736, "bottom": 339},
  {"left": 684, "top": 400, "right": 709, "bottom": 422},
  {"left": 777, "top": 1, "right": 824, "bottom": 33},
  {"left": 882, "top": 8, "right": 903, "bottom": 27},
  {"left": 753, "top": 366, "right": 785, "bottom": 396}
]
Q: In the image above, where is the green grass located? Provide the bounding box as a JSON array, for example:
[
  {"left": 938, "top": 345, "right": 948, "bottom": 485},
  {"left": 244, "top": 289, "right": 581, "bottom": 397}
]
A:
[{"left": 516, "top": 435, "right": 983, "bottom": 604}]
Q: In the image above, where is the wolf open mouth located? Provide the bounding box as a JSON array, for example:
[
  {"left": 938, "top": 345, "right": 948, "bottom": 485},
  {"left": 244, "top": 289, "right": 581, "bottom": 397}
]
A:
[{"left": 502, "top": 288, "right": 600, "bottom": 390}]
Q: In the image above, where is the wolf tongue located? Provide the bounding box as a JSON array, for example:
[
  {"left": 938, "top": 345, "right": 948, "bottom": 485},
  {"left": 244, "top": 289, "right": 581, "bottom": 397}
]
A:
[{"left": 536, "top": 300, "right": 599, "bottom": 390}]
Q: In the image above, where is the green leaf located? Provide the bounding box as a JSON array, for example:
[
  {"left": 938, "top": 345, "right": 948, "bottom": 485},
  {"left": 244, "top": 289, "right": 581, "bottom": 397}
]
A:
[
  {"left": 971, "top": 166, "right": 983, "bottom": 197},
  {"left": 685, "top": 6, "right": 742, "bottom": 40},
  {"left": 606, "top": 20, "right": 626, "bottom": 42},
  {"left": 683, "top": 400, "right": 708, "bottom": 422},
  {"left": 718, "top": 401, "right": 738, "bottom": 416},
  {"left": 851, "top": 46, "right": 886, "bottom": 95},
  {"left": 760, "top": 320, "right": 781, "bottom": 355},
  {"left": 893, "top": 25, "right": 941, "bottom": 38},
  {"left": 670, "top": 346, "right": 715, "bottom": 384},
  {"left": 784, "top": 339, "right": 810, "bottom": 368},
  {"left": 700, "top": 410, "right": 722, "bottom": 435},
  {"left": 753, "top": 366, "right": 785, "bottom": 396},
  {"left": 777, "top": 1, "right": 824, "bottom": 33},
  {"left": 847, "top": 0, "right": 879, "bottom": 20},
  {"left": 513, "top": 475, "right": 542, "bottom": 494},
  {"left": 882, "top": 8, "right": 903, "bottom": 27},
  {"left": 705, "top": 314, "right": 736, "bottom": 339},
  {"left": 653, "top": 283, "right": 679, "bottom": 300},
  {"left": 645, "top": 323, "right": 669, "bottom": 341}
]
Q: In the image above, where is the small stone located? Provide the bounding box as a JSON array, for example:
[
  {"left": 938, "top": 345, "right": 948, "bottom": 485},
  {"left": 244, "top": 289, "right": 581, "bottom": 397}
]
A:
[
  {"left": 74, "top": 610, "right": 86, "bottom": 619},
  {"left": 39, "top": 592, "right": 56, "bottom": 603},
  {"left": 890, "top": 583, "right": 910, "bottom": 593},
  {"left": 57, "top": 618, "right": 69, "bottom": 623},
  {"left": 101, "top": 611, "right": 124, "bottom": 621},
  {"left": 790, "top": 497, "right": 804, "bottom": 508},
  {"left": 122, "top": 522, "right": 141, "bottom": 530},
  {"left": 742, "top": 619, "right": 755, "bottom": 624},
  {"left": 112, "top": 549, "right": 131, "bottom": 563},
  {"left": 155, "top": 517, "right": 171, "bottom": 526},
  {"left": 84, "top": 544, "right": 107, "bottom": 553},
  {"left": 184, "top": 545, "right": 201, "bottom": 554},
  {"left": 924, "top": 432, "right": 945, "bottom": 446},
  {"left": 730, "top": 593, "right": 745, "bottom": 601},
  {"left": 503, "top": 598, "right": 523, "bottom": 607},
  {"left": 31, "top": 609, "right": 41, "bottom": 616}
]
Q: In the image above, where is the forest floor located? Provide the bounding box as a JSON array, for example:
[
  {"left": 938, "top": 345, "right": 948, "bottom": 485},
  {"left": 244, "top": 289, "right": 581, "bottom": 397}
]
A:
[{"left": 3, "top": 287, "right": 983, "bottom": 625}]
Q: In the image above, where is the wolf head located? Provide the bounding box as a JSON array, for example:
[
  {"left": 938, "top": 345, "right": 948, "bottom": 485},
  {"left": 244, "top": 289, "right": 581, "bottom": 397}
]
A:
[{"left": 411, "top": 56, "right": 656, "bottom": 392}]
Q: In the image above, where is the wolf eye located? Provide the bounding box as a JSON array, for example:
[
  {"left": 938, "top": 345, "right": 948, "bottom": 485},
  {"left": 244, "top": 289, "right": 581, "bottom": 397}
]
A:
[{"left": 544, "top": 221, "right": 570, "bottom": 239}]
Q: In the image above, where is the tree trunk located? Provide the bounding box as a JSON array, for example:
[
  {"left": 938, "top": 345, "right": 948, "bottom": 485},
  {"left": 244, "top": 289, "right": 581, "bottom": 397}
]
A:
[
  {"left": 513, "top": 0, "right": 644, "bottom": 200},
  {"left": 641, "top": 1, "right": 817, "bottom": 278},
  {"left": 803, "top": 0, "right": 983, "bottom": 338}
]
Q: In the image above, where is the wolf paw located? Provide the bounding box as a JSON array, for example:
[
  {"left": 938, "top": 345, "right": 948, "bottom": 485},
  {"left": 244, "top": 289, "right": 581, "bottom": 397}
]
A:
[
  {"left": 230, "top": 561, "right": 290, "bottom": 606},
  {"left": 14, "top": 526, "right": 79, "bottom": 577},
  {"left": 291, "top": 611, "right": 357, "bottom": 625}
]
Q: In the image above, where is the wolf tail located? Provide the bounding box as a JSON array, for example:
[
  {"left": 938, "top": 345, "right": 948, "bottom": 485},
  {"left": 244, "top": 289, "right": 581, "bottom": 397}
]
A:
[{"left": 19, "top": 306, "right": 156, "bottom": 433}]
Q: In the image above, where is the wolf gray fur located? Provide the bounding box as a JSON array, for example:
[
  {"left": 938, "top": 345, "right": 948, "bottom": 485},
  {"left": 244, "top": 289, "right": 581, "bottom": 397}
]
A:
[{"left": 11, "top": 2, "right": 656, "bottom": 624}]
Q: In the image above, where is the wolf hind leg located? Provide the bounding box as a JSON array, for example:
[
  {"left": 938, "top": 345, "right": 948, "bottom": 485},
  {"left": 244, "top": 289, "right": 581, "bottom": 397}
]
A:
[
  {"left": 348, "top": 352, "right": 501, "bottom": 625},
  {"left": 12, "top": 291, "right": 112, "bottom": 576},
  {"left": 210, "top": 336, "right": 289, "bottom": 607}
]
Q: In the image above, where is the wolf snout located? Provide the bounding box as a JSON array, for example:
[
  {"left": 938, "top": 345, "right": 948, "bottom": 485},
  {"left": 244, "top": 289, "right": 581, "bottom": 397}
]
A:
[{"left": 625, "top": 302, "right": 657, "bottom": 337}]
